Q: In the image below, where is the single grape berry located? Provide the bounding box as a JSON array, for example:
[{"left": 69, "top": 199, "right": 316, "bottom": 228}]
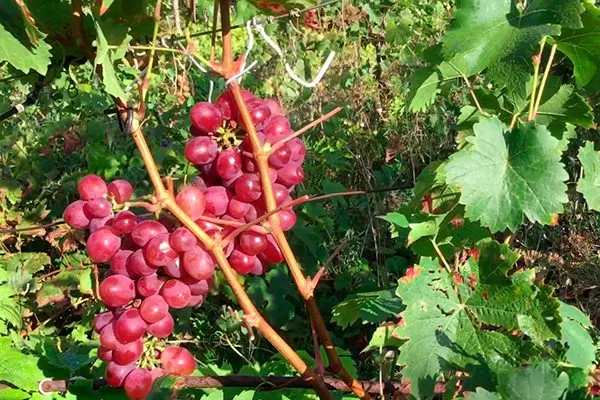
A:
[
  {"left": 182, "top": 246, "right": 215, "bottom": 281},
  {"left": 176, "top": 186, "right": 206, "bottom": 220},
  {"left": 86, "top": 227, "right": 121, "bottom": 263},
  {"left": 146, "top": 313, "right": 174, "bottom": 338},
  {"left": 239, "top": 231, "right": 268, "bottom": 256},
  {"left": 131, "top": 220, "right": 168, "bottom": 247},
  {"left": 215, "top": 149, "right": 242, "bottom": 180},
  {"left": 113, "top": 339, "right": 144, "bottom": 365},
  {"left": 107, "top": 179, "right": 133, "bottom": 204},
  {"left": 100, "top": 323, "right": 120, "bottom": 350},
  {"left": 144, "top": 233, "right": 178, "bottom": 267},
  {"left": 114, "top": 309, "right": 147, "bottom": 343},
  {"left": 78, "top": 174, "right": 108, "bottom": 200},
  {"left": 93, "top": 311, "right": 114, "bottom": 333},
  {"left": 109, "top": 249, "right": 133, "bottom": 276},
  {"left": 160, "top": 346, "right": 196, "bottom": 376},
  {"left": 229, "top": 249, "right": 256, "bottom": 275},
  {"left": 127, "top": 249, "right": 158, "bottom": 277},
  {"left": 234, "top": 174, "right": 262, "bottom": 202},
  {"left": 202, "top": 186, "right": 230, "bottom": 216},
  {"left": 99, "top": 275, "right": 135, "bottom": 307},
  {"left": 98, "top": 347, "right": 113, "bottom": 362},
  {"left": 63, "top": 200, "right": 90, "bottom": 229},
  {"left": 185, "top": 137, "right": 219, "bottom": 165},
  {"left": 89, "top": 215, "right": 113, "bottom": 233},
  {"left": 136, "top": 274, "right": 164, "bottom": 297},
  {"left": 105, "top": 362, "right": 135, "bottom": 388},
  {"left": 83, "top": 197, "right": 113, "bottom": 219},
  {"left": 139, "top": 295, "right": 169, "bottom": 324},
  {"left": 124, "top": 368, "right": 153, "bottom": 400},
  {"left": 169, "top": 227, "right": 197, "bottom": 253},
  {"left": 190, "top": 102, "right": 223, "bottom": 134},
  {"left": 161, "top": 279, "right": 191, "bottom": 309},
  {"left": 112, "top": 211, "right": 137, "bottom": 234}
]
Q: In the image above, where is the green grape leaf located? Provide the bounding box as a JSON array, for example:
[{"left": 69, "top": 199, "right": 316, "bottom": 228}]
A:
[
  {"left": 577, "top": 141, "right": 600, "bottom": 211},
  {"left": 441, "top": 0, "right": 583, "bottom": 94},
  {"left": 468, "top": 388, "right": 501, "bottom": 400},
  {"left": 535, "top": 83, "right": 594, "bottom": 128},
  {"left": 331, "top": 289, "right": 404, "bottom": 328},
  {"left": 93, "top": 19, "right": 128, "bottom": 101},
  {"left": 559, "top": 301, "right": 595, "bottom": 369},
  {"left": 445, "top": 117, "right": 568, "bottom": 232},
  {"left": 406, "top": 61, "right": 464, "bottom": 113},
  {"left": 555, "top": 2, "right": 600, "bottom": 88},
  {"left": 0, "top": 285, "right": 22, "bottom": 329},
  {"left": 497, "top": 363, "right": 569, "bottom": 400},
  {"left": 0, "top": 338, "right": 45, "bottom": 392},
  {"left": 0, "top": 1, "right": 52, "bottom": 75},
  {"left": 363, "top": 324, "right": 404, "bottom": 352},
  {"left": 246, "top": 269, "right": 297, "bottom": 327}
]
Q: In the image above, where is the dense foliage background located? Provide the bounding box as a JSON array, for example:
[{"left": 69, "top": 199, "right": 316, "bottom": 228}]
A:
[{"left": 1, "top": 0, "right": 600, "bottom": 399}]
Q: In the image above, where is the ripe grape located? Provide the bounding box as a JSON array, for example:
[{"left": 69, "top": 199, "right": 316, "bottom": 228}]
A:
[
  {"left": 182, "top": 246, "right": 215, "bottom": 281},
  {"left": 105, "top": 361, "right": 135, "bottom": 387},
  {"left": 264, "top": 115, "right": 291, "bottom": 142},
  {"left": 112, "top": 211, "right": 137, "bottom": 234},
  {"left": 83, "top": 198, "right": 113, "bottom": 218},
  {"left": 110, "top": 249, "right": 133, "bottom": 276},
  {"left": 107, "top": 179, "right": 134, "bottom": 204},
  {"left": 100, "top": 323, "right": 120, "bottom": 350},
  {"left": 124, "top": 368, "right": 153, "bottom": 400},
  {"left": 276, "top": 163, "right": 304, "bottom": 187},
  {"left": 131, "top": 220, "right": 168, "bottom": 247},
  {"left": 176, "top": 186, "right": 206, "bottom": 220},
  {"left": 288, "top": 138, "right": 306, "bottom": 163},
  {"left": 160, "top": 346, "right": 196, "bottom": 376},
  {"left": 98, "top": 347, "right": 113, "bottom": 362},
  {"left": 161, "top": 279, "right": 191, "bottom": 309},
  {"left": 271, "top": 183, "right": 292, "bottom": 206},
  {"left": 114, "top": 309, "right": 147, "bottom": 343},
  {"left": 202, "top": 186, "right": 230, "bottom": 216},
  {"left": 78, "top": 175, "right": 108, "bottom": 200},
  {"left": 239, "top": 231, "right": 268, "bottom": 256},
  {"left": 187, "top": 294, "right": 204, "bottom": 307},
  {"left": 268, "top": 142, "right": 292, "bottom": 168},
  {"left": 183, "top": 278, "right": 210, "bottom": 296},
  {"left": 86, "top": 227, "right": 121, "bottom": 263},
  {"left": 99, "top": 275, "right": 135, "bottom": 307},
  {"left": 89, "top": 215, "right": 113, "bottom": 233},
  {"left": 229, "top": 249, "right": 256, "bottom": 275},
  {"left": 136, "top": 274, "right": 164, "bottom": 297},
  {"left": 241, "top": 102, "right": 271, "bottom": 131},
  {"left": 278, "top": 209, "right": 297, "bottom": 231},
  {"left": 185, "top": 137, "right": 219, "bottom": 165},
  {"left": 113, "top": 339, "right": 144, "bottom": 365},
  {"left": 127, "top": 249, "right": 158, "bottom": 277},
  {"left": 260, "top": 235, "right": 284, "bottom": 264},
  {"left": 63, "top": 200, "right": 90, "bottom": 229},
  {"left": 93, "top": 311, "right": 114, "bottom": 333},
  {"left": 228, "top": 196, "right": 252, "bottom": 219},
  {"left": 164, "top": 257, "right": 183, "bottom": 279},
  {"left": 146, "top": 313, "right": 174, "bottom": 338},
  {"left": 215, "top": 149, "right": 242, "bottom": 180},
  {"left": 234, "top": 174, "right": 261, "bottom": 202},
  {"left": 263, "top": 99, "right": 282, "bottom": 117},
  {"left": 169, "top": 227, "right": 197, "bottom": 253},
  {"left": 144, "top": 233, "right": 177, "bottom": 267},
  {"left": 139, "top": 295, "right": 169, "bottom": 324},
  {"left": 190, "top": 102, "right": 223, "bottom": 135}
]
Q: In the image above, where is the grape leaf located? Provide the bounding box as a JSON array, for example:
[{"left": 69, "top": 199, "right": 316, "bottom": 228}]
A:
[
  {"left": 445, "top": 117, "right": 568, "bottom": 232},
  {"left": 0, "top": 338, "right": 45, "bottom": 392},
  {"left": 577, "top": 141, "right": 600, "bottom": 211},
  {"left": 497, "top": 363, "right": 569, "bottom": 400},
  {"left": 93, "top": 19, "right": 128, "bottom": 101},
  {"left": 331, "top": 289, "right": 404, "bottom": 328},
  {"left": 559, "top": 301, "right": 595, "bottom": 369},
  {"left": 468, "top": 388, "right": 501, "bottom": 400},
  {"left": 441, "top": 0, "right": 583, "bottom": 94},
  {"left": 0, "top": 1, "right": 52, "bottom": 75},
  {"left": 363, "top": 324, "right": 403, "bottom": 352},
  {"left": 555, "top": 2, "right": 600, "bottom": 88}
]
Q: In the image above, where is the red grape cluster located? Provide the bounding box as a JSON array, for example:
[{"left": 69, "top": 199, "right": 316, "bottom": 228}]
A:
[
  {"left": 185, "top": 88, "right": 305, "bottom": 274},
  {"left": 64, "top": 176, "right": 203, "bottom": 399}
]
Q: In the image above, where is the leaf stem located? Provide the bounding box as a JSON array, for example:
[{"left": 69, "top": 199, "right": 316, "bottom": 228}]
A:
[
  {"left": 270, "top": 107, "right": 342, "bottom": 153},
  {"left": 431, "top": 239, "right": 452, "bottom": 274},
  {"left": 139, "top": 0, "right": 163, "bottom": 115},
  {"left": 528, "top": 36, "right": 547, "bottom": 120},
  {"left": 531, "top": 43, "right": 557, "bottom": 121}
]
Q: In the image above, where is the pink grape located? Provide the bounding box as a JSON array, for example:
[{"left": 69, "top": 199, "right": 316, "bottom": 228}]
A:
[
  {"left": 63, "top": 200, "right": 90, "bottom": 229},
  {"left": 264, "top": 98, "right": 282, "bottom": 117},
  {"left": 100, "top": 323, "right": 119, "bottom": 350},
  {"left": 228, "top": 196, "right": 252, "bottom": 219},
  {"left": 147, "top": 313, "right": 174, "bottom": 338},
  {"left": 239, "top": 231, "right": 268, "bottom": 256},
  {"left": 190, "top": 102, "right": 223, "bottom": 134},
  {"left": 271, "top": 183, "right": 292, "bottom": 206},
  {"left": 289, "top": 138, "right": 306, "bottom": 163},
  {"left": 182, "top": 246, "right": 215, "bottom": 281},
  {"left": 164, "top": 257, "right": 183, "bottom": 279},
  {"left": 107, "top": 179, "right": 133, "bottom": 204},
  {"left": 241, "top": 102, "right": 271, "bottom": 131},
  {"left": 99, "top": 275, "right": 135, "bottom": 307},
  {"left": 264, "top": 115, "right": 291, "bottom": 142},
  {"left": 250, "top": 257, "right": 266, "bottom": 275},
  {"left": 187, "top": 295, "right": 204, "bottom": 307},
  {"left": 215, "top": 149, "right": 242, "bottom": 180},
  {"left": 268, "top": 142, "right": 292, "bottom": 168},
  {"left": 127, "top": 249, "right": 158, "bottom": 277},
  {"left": 202, "top": 186, "right": 230, "bottom": 216},
  {"left": 124, "top": 368, "right": 153, "bottom": 400},
  {"left": 98, "top": 347, "right": 113, "bottom": 362},
  {"left": 109, "top": 249, "right": 133, "bottom": 276},
  {"left": 160, "top": 346, "right": 196, "bottom": 376},
  {"left": 86, "top": 227, "right": 121, "bottom": 263},
  {"left": 185, "top": 137, "right": 219, "bottom": 165},
  {"left": 150, "top": 368, "right": 165, "bottom": 381},
  {"left": 105, "top": 362, "right": 135, "bottom": 387},
  {"left": 131, "top": 220, "right": 168, "bottom": 247},
  {"left": 113, "top": 339, "right": 143, "bottom": 365},
  {"left": 230, "top": 249, "right": 256, "bottom": 274},
  {"left": 182, "top": 278, "right": 210, "bottom": 296},
  {"left": 276, "top": 163, "right": 304, "bottom": 187},
  {"left": 260, "top": 235, "right": 284, "bottom": 264},
  {"left": 136, "top": 274, "right": 164, "bottom": 297},
  {"left": 139, "top": 295, "right": 169, "bottom": 324},
  {"left": 161, "top": 279, "right": 191, "bottom": 309},
  {"left": 114, "top": 309, "right": 147, "bottom": 343},
  {"left": 234, "top": 174, "right": 261, "bottom": 202},
  {"left": 144, "top": 233, "right": 177, "bottom": 267},
  {"left": 111, "top": 211, "right": 137, "bottom": 234},
  {"left": 169, "top": 227, "right": 197, "bottom": 253},
  {"left": 278, "top": 209, "right": 297, "bottom": 231},
  {"left": 78, "top": 175, "right": 108, "bottom": 200},
  {"left": 93, "top": 311, "right": 114, "bottom": 333},
  {"left": 176, "top": 186, "right": 206, "bottom": 220},
  {"left": 89, "top": 216, "right": 113, "bottom": 233}
]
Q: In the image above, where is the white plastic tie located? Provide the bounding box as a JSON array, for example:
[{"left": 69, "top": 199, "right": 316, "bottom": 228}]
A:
[{"left": 254, "top": 23, "right": 335, "bottom": 88}]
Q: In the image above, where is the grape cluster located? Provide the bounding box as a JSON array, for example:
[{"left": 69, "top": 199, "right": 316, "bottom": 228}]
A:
[
  {"left": 64, "top": 176, "right": 202, "bottom": 399},
  {"left": 185, "top": 88, "right": 305, "bottom": 274},
  {"left": 63, "top": 88, "right": 304, "bottom": 399}
]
